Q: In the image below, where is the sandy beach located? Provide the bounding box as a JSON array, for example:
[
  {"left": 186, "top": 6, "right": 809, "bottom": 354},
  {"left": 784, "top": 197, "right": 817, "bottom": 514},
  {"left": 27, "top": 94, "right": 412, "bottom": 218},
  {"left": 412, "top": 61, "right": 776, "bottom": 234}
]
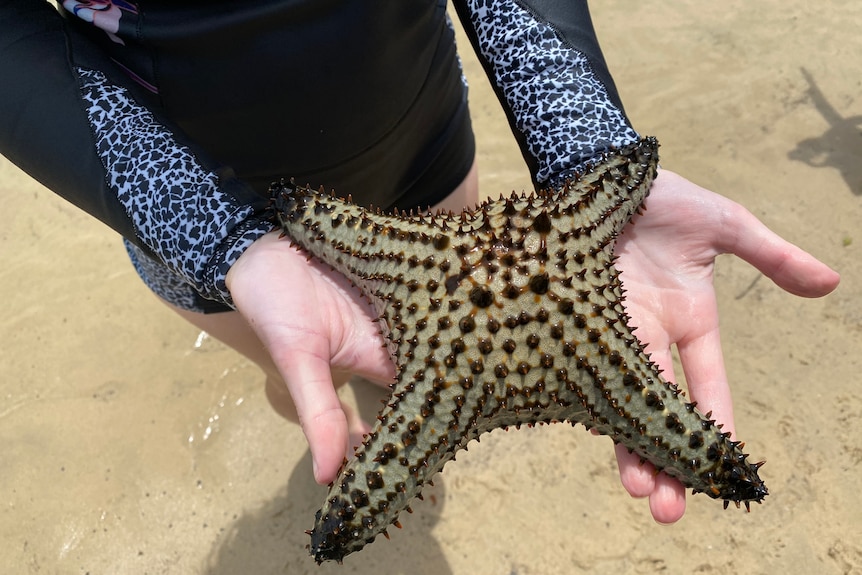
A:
[{"left": 2, "top": 2, "right": 860, "bottom": 573}]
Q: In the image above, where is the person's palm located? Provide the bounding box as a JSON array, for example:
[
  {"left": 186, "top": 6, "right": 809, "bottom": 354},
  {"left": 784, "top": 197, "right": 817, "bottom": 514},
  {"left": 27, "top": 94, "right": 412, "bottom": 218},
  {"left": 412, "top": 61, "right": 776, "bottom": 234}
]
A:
[
  {"left": 227, "top": 232, "right": 395, "bottom": 482},
  {"left": 612, "top": 169, "right": 839, "bottom": 522}
]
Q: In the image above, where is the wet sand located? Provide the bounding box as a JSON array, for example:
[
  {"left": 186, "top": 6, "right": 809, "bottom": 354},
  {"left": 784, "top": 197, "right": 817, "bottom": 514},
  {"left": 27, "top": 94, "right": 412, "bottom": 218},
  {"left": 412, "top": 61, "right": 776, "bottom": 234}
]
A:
[{"left": 2, "top": 2, "right": 861, "bottom": 573}]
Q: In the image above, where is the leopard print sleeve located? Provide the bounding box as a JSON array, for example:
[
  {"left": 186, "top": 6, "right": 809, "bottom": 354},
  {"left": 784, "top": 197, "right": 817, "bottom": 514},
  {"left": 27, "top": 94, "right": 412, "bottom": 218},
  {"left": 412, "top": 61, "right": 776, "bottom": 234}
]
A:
[
  {"left": 452, "top": 0, "right": 640, "bottom": 188},
  {"left": 0, "top": 2, "right": 272, "bottom": 308},
  {"left": 75, "top": 68, "right": 273, "bottom": 307}
]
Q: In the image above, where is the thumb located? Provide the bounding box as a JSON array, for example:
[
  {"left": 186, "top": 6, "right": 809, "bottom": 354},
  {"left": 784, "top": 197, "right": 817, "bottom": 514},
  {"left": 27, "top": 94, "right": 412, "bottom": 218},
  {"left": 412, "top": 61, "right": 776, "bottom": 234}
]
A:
[{"left": 721, "top": 204, "right": 840, "bottom": 297}]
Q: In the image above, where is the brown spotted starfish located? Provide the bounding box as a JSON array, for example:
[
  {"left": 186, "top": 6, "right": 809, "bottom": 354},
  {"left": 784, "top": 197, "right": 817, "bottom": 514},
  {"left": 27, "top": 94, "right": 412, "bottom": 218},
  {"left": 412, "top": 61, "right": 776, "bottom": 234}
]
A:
[{"left": 271, "top": 137, "right": 767, "bottom": 564}]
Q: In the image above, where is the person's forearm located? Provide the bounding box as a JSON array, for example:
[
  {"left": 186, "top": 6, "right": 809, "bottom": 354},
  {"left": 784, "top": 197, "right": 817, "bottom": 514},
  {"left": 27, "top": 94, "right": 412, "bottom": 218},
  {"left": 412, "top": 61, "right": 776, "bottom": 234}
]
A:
[
  {"left": 0, "top": 0, "right": 272, "bottom": 306},
  {"left": 452, "top": 0, "right": 639, "bottom": 187}
]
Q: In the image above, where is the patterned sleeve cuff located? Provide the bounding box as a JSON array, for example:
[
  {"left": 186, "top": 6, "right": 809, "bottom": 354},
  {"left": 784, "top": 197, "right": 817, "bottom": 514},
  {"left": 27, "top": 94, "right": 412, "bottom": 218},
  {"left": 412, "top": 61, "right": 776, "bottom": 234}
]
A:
[{"left": 201, "top": 215, "right": 277, "bottom": 309}]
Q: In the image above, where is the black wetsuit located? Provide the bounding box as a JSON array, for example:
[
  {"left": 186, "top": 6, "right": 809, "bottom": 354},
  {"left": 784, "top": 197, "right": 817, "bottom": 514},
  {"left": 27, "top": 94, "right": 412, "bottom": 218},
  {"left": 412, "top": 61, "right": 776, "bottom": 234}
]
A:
[{"left": 0, "top": 0, "right": 638, "bottom": 312}]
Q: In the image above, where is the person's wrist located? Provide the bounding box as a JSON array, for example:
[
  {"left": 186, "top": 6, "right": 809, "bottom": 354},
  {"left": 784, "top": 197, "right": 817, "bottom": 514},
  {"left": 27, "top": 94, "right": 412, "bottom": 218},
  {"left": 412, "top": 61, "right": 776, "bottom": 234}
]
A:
[{"left": 225, "top": 229, "right": 283, "bottom": 292}]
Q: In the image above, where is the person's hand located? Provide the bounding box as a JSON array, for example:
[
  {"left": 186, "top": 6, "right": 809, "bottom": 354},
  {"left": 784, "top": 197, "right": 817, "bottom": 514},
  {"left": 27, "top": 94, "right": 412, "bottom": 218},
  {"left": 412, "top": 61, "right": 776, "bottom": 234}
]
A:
[
  {"left": 612, "top": 168, "right": 840, "bottom": 523},
  {"left": 226, "top": 231, "right": 396, "bottom": 484}
]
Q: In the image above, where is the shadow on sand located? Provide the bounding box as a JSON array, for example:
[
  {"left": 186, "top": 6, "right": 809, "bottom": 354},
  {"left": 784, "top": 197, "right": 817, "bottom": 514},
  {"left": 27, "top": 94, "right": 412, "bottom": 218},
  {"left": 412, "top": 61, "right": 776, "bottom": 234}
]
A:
[
  {"left": 788, "top": 68, "right": 862, "bottom": 195},
  {"left": 203, "top": 379, "right": 453, "bottom": 575}
]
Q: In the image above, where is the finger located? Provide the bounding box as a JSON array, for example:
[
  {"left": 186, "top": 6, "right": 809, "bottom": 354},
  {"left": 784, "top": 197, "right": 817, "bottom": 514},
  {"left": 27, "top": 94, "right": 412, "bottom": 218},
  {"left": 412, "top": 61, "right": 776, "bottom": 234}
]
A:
[
  {"left": 342, "top": 401, "right": 373, "bottom": 457},
  {"left": 648, "top": 473, "right": 687, "bottom": 524},
  {"left": 615, "top": 340, "right": 678, "bottom": 499},
  {"left": 269, "top": 335, "right": 349, "bottom": 484},
  {"left": 310, "top": 261, "right": 398, "bottom": 385},
  {"left": 677, "top": 324, "right": 736, "bottom": 438},
  {"left": 614, "top": 443, "right": 656, "bottom": 497},
  {"left": 652, "top": 305, "right": 731, "bottom": 524},
  {"left": 721, "top": 204, "right": 840, "bottom": 298},
  {"left": 614, "top": 440, "right": 687, "bottom": 524},
  {"left": 333, "top": 321, "right": 398, "bottom": 386}
]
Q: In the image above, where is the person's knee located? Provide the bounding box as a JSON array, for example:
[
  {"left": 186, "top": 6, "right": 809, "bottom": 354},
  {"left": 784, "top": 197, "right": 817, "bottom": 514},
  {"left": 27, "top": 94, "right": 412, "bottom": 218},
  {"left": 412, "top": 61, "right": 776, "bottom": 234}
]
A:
[{"left": 431, "top": 160, "right": 478, "bottom": 213}]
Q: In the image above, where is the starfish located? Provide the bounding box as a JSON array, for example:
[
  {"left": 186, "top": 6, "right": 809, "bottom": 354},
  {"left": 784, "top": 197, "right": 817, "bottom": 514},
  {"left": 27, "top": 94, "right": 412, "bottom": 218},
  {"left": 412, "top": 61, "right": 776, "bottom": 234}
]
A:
[{"left": 271, "top": 137, "right": 767, "bottom": 564}]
